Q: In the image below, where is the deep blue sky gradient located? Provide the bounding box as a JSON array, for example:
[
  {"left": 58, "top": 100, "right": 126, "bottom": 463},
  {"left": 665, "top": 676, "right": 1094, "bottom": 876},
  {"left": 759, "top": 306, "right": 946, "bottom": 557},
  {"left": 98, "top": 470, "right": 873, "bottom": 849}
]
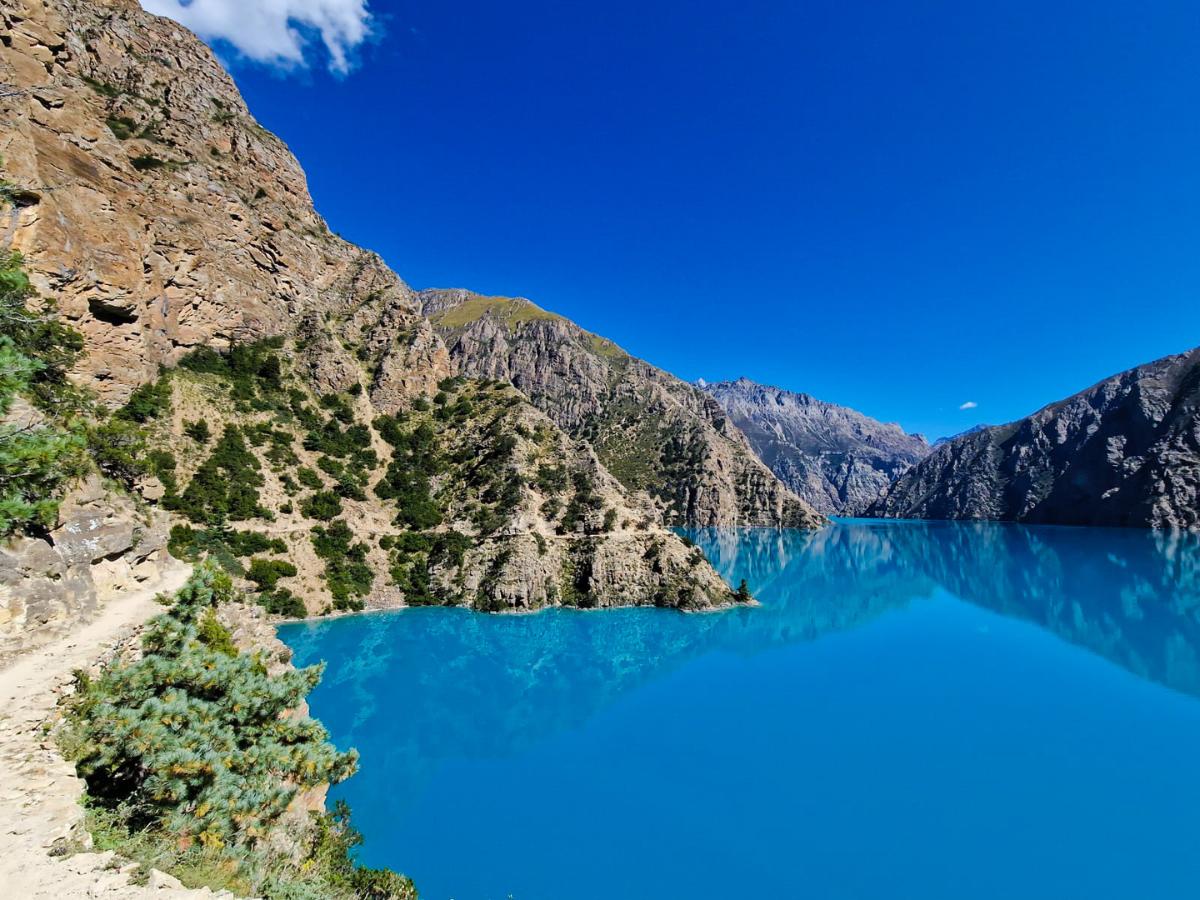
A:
[{"left": 218, "top": 0, "right": 1200, "bottom": 439}]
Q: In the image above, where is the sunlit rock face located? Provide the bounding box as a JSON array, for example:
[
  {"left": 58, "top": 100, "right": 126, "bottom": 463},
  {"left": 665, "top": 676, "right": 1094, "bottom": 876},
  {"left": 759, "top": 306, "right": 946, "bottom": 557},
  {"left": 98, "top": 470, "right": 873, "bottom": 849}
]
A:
[
  {"left": 0, "top": 0, "right": 447, "bottom": 407},
  {"left": 0, "top": 475, "right": 172, "bottom": 663}
]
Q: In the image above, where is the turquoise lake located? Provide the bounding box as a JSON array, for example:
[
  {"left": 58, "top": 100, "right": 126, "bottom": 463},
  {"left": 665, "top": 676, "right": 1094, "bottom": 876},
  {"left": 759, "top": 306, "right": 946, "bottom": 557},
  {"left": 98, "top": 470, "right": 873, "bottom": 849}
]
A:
[{"left": 279, "top": 520, "right": 1200, "bottom": 899}]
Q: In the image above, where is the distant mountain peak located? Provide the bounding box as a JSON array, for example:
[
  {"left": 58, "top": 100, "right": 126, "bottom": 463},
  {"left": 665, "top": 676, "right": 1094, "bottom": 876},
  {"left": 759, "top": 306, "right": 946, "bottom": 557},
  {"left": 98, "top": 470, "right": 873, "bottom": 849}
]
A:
[
  {"left": 933, "top": 423, "right": 991, "bottom": 446},
  {"left": 701, "top": 377, "right": 930, "bottom": 515}
]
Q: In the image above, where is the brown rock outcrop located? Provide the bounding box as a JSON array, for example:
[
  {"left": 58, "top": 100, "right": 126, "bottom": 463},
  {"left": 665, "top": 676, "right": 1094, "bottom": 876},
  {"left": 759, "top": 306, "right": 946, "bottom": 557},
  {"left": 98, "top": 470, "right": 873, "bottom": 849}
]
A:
[
  {"left": 0, "top": 474, "right": 172, "bottom": 663},
  {"left": 0, "top": 0, "right": 444, "bottom": 407}
]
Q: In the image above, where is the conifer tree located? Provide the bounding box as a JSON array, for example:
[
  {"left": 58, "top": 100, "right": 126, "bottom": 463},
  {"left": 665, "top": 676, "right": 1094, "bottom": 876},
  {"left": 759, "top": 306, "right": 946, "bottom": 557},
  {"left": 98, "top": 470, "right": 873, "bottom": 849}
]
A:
[{"left": 68, "top": 562, "right": 357, "bottom": 848}]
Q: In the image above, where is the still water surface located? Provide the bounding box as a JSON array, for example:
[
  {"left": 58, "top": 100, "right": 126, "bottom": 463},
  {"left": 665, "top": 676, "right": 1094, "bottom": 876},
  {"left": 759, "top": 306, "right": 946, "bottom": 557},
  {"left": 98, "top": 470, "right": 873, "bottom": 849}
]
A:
[{"left": 280, "top": 520, "right": 1200, "bottom": 899}]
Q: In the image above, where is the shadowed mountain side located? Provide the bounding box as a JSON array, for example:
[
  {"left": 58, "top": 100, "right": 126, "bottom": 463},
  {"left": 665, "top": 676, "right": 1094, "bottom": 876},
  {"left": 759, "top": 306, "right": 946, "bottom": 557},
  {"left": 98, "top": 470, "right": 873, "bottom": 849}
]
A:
[
  {"left": 871, "top": 346, "right": 1200, "bottom": 529},
  {"left": 884, "top": 520, "right": 1200, "bottom": 694}
]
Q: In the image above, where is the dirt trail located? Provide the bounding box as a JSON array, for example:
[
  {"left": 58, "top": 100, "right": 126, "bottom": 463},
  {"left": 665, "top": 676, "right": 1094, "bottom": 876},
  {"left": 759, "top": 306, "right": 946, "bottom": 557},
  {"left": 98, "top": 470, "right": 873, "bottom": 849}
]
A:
[{"left": 0, "top": 561, "right": 241, "bottom": 898}]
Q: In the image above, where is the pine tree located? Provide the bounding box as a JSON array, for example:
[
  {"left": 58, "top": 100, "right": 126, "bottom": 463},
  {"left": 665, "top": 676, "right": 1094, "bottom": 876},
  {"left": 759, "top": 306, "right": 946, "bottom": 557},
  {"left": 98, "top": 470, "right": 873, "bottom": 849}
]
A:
[{"left": 66, "top": 562, "right": 357, "bottom": 848}]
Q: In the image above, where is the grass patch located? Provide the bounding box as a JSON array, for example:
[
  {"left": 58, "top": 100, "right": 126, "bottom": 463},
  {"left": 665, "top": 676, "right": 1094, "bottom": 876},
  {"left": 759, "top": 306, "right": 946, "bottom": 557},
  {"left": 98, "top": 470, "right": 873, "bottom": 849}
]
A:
[{"left": 429, "top": 294, "right": 561, "bottom": 330}]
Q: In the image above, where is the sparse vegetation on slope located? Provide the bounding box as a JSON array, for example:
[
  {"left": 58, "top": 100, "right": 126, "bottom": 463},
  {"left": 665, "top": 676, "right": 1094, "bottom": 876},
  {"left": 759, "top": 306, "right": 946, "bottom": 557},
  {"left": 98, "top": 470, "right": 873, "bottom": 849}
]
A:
[
  {"left": 420, "top": 289, "right": 825, "bottom": 528},
  {"left": 104, "top": 334, "right": 739, "bottom": 616}
]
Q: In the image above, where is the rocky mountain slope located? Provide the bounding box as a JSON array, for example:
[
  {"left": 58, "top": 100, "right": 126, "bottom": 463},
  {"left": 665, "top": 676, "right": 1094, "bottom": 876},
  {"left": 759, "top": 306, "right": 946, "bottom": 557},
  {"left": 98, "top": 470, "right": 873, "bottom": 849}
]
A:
[
  {"left": 870, "top": 346, "right": 1200, "bottom": 529},
  {"left": 0, "top": 0, "right": 743, "bottom": 616},
  {"left": 420, "top": 290, "right": 824, "bottom": 528},
  {"left": 700, "top": 377, "right": 930, "bottom": 515}
]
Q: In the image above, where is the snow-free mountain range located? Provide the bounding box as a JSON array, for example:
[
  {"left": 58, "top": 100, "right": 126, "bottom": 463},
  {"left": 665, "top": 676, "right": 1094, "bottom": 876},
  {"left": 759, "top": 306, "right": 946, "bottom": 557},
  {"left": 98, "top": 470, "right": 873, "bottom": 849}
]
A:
[
  {"left": 1, "top": 1, "right": 1198, "bottom": 897},
  {"left": 1, "top": 0, "right": 1197, "bottom": 665}
]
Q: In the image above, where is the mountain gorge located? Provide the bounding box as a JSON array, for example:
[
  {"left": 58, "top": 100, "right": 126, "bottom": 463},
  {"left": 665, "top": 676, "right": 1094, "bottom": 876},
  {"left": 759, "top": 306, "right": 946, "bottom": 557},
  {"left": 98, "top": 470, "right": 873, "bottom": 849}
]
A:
[
  {"left": 700, "top": 377, "right": 930, "bottom": 515},
  {"left": 870, "top": 346, "right": 1200, "bottom": 529},
  {"left": 420, "top": 290, "right": 824, "bottom": 528}
]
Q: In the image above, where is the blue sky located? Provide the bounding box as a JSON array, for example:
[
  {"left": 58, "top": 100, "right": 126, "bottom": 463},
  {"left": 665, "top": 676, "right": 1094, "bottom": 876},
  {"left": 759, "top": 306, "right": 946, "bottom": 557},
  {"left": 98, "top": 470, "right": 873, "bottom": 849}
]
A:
[{"left": 150, "top": 0, "right": 1200, "bottom": 440}]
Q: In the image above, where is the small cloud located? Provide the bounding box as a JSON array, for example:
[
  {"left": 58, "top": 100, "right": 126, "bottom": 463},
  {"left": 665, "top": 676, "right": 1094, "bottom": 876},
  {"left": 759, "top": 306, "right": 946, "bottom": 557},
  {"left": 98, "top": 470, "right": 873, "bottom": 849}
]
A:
[
  {"left": 141, "top": 0, "right": 373, "bottom": 75},
  {"left": 959, "top": 401, "right": 978, "bottom": 410}
]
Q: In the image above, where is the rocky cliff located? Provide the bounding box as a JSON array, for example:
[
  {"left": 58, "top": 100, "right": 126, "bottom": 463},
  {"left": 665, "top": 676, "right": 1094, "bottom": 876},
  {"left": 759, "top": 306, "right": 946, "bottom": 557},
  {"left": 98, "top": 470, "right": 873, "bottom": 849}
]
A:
[
  {"left": 0, "top": 0, "right": 743, "bottom": 614},
  {"left": 420, "top": 290, "right": 825, "bottom": 528},
  {"left": 870, "top": 346, "right": 1200, "bottom": 529},
  {"left": 0, "top": 474, "right": 174, "bottom": 663},
  {"left": 701, "top": 377, "right": 930, "bottom": 515}
]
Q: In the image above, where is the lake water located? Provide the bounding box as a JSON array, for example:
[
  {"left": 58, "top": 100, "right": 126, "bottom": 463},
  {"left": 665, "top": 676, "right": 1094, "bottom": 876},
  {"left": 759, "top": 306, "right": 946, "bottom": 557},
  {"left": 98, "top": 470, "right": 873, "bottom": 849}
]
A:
[{"left": 279, "top": 520, "right": 1200, "bottom": 900}]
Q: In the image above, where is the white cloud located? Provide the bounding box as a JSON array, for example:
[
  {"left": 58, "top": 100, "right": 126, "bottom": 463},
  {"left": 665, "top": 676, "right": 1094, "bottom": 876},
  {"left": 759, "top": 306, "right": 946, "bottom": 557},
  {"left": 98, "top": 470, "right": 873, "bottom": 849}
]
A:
[
  {"left": 959, "top": 401, "right": 978, "bottom": 410},
  {"left": 141, "top": 0, "right": 372, "bottom": 74}
]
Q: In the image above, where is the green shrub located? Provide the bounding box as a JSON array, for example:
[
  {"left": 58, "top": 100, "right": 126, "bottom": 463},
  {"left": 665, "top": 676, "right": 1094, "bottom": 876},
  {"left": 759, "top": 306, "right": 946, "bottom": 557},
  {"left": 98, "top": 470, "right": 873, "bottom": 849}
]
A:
[
  {"left": 301, "top": 490, "right": 343, "bottom": 521},
  {"left": 178, "top": 340, "right": 286, "bottom": 407},
  {"left": 373, "top": 419, "right": 443, "bottom": 529},
  {"left": 319, "top": 393, "right": 355, "bottom": 424},
  {"left": 176, "top": 425, "right": 266, "bottom": 524},
  {"left": 196, "top": 608, "right": 237, "bottom": 656},
  {"left": 0, "top": 250, "right": 85, "bottom": 411},
  {"left": 87, "top": 418, "right": 148, "bottom": 488},
  {"left": 0, "top": 358, "right": 86, "bottom": 532},
  {"left": 184, "top": 419, "right": 211, "bottom": 444},
  {"left": 168, "top": 525, "right": 286, "bottom": 567},
  {"left": 257, "top": 587, "right": 306, "bottom": 619},
  {"left": 61, "top": 562, "right": 356, "bottom": 848},
  {"left": 60, "top": 563, "right": 416, "bottom": 894},
  {"left": 106, "top": 116, "right": 137, "bottom": 140},
  {"left": 0, "top": 251, "right": 88, "bottom": 534},
  {"left": 535, "top": 464, "right": 568, "bottom": 495},
  {"left": 310, "top": 520, "right": 373, "bottom": 610},
  {"left": 245, "top": 557, "right": 298, "bottom": 591},
  {"left": 559, "top": 471, "right": 602, "bottom": 534}
]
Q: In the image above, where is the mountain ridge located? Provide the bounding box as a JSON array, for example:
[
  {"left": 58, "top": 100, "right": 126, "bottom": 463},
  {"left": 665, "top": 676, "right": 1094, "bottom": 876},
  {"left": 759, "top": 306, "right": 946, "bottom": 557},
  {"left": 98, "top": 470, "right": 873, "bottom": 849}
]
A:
[
  {"left": 870, "top": 345, "right": 1200, "bottom": 529},
  {"left": 699, "top": 376, "right": 930, "bottom": 515},
  {"left": 420, "top": 289, "right": 825, "bottom": 528}
]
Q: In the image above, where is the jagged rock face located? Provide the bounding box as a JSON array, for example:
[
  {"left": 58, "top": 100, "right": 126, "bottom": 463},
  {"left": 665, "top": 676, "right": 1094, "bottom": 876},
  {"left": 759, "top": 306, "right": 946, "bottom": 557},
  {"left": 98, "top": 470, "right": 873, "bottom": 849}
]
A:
[
  {"left": 870, "top": 346, "right": 1200, "bottom": 529},
  {"left": 420, "top": 290, "right": 825, "bottom": 529},
  {"left": 0, "top": 0, "right": 743, "bottom": 613},
  {"left": 0, "top": 475, "right": 172, "bottom": 662},
  {"left": 0, "top": 0, "right": 447, "bottom": 406},
  {"left": 702, "top": 377, "right": 930, "bottom": 516}
]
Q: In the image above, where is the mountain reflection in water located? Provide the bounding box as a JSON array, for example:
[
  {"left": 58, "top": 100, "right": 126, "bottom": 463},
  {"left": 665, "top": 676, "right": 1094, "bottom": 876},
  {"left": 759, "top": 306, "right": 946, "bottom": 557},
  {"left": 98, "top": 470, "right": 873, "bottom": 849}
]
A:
[{"left": 281, "top": 520, "right": 1200, "bottom": 819}]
